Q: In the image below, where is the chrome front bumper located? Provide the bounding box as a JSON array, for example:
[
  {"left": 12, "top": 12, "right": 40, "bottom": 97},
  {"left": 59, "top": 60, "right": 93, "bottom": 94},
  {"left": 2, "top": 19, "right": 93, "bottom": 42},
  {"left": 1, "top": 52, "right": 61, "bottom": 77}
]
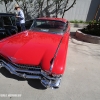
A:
[{"left": 0, "top": 60, "right": 61, "bottom": 89}]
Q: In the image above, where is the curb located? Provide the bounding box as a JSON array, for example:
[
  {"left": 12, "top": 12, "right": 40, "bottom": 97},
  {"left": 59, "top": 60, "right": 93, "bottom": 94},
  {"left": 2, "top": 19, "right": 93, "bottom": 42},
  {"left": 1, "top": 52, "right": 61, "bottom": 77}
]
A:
[{"left": 75, "top": 30, "right": 100, "bottom": 44}]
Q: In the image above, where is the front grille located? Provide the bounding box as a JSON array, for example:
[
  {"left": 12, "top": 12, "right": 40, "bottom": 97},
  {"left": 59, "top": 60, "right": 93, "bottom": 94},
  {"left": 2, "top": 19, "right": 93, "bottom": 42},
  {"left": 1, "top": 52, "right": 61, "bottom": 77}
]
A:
[
  {"left": 0, "top": 55, "right": 41, "bottom": 71},
  {"left": 13, "top": 63, "right": 41, "bottom": 71},
  {"left": 0, "top": 55, "right": 60, "bottom": 88}
]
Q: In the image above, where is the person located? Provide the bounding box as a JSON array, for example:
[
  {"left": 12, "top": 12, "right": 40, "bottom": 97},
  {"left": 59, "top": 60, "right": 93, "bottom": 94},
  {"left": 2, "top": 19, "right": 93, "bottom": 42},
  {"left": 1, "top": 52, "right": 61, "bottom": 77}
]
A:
[{"left": 15, "top": 4, "right": 26, "bottom": 32}]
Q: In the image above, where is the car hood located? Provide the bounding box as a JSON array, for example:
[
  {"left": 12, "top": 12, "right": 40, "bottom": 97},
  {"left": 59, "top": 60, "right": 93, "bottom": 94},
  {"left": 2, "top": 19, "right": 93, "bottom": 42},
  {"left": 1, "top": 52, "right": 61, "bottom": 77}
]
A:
[{"left": 0, "top": 30, "right": 62, "bottom": 70}]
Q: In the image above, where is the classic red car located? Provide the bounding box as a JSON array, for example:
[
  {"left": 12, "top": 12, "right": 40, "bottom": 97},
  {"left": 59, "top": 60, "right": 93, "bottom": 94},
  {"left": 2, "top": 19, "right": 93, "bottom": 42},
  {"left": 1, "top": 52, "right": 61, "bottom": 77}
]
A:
[{"left": 0, "top": 17, "right": 70, "bottom": 89}]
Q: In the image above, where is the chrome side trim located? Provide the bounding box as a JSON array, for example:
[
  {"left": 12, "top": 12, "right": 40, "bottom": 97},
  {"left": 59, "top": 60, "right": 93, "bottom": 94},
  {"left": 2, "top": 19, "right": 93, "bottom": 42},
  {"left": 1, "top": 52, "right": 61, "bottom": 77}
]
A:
[{"left": 49, "top": 35, "right": 64, "bottom": 72}]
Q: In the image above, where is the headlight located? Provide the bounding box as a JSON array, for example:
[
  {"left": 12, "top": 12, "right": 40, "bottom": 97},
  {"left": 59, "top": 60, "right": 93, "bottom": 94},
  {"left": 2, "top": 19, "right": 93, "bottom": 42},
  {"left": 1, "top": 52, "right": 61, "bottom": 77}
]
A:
[
  {"left": 41, "top": 70, "right": 62, "bottom": 78},
  {"left": 41, "top": 70, "right": 51, "bottom": 76},
  {"left": 52, "top": 73, "right": 62, "bottom": 78}
]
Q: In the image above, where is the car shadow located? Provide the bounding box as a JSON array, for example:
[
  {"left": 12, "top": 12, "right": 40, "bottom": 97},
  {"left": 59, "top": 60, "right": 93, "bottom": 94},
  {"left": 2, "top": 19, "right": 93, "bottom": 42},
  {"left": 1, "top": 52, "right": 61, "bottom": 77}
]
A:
[
  {"left": 0, "top": 68, "right": 46, "bottom": 90},
  {"left": 27, "top": 79, "right": 46, "bottom": 90}
]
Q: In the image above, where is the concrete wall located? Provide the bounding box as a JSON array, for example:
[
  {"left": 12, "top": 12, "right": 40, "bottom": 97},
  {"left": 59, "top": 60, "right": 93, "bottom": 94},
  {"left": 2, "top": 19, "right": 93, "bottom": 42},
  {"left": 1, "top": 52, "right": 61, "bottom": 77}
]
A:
[
  {"left": 0, "top": 0, "right": 16, "bottom": 13},
  {"left": 64, "top": 0, "right": 91, "bottom": 21},
  {"left": 64, "top": 0, "right": 100, "bottom": 21}
]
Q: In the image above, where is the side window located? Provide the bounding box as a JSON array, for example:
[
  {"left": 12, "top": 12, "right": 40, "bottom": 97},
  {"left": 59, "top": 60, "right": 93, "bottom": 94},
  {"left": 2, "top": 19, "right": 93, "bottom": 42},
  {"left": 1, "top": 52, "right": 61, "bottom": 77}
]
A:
[
  {"left": 2, "top": 16, "right": 12, "bottom": 25},
  {"left": 63, "top": 21, "right": 68, "bottom": 32},
  {"left": 10, "top": 16, "right": 16, "bottom": 26},
  {"left": 37, "top": 21, "right": 42, "bottom": 26},
  {"left": 0, "top": 16, "right": 3, "bottom": 28}
]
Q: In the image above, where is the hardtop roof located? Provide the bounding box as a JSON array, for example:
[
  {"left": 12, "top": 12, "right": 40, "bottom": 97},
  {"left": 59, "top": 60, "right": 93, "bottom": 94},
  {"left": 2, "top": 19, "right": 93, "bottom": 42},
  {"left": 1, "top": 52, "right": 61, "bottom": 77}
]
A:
[{"left": 0, "top": 13, "right": 15, "bottom": 16}]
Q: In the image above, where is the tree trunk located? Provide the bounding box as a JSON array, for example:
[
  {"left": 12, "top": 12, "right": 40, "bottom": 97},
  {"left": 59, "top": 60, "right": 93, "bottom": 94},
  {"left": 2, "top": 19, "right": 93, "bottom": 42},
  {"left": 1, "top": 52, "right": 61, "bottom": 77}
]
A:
[
  {"left": 4, "top": 2, "right": 8, "bottom": 12},
  {"left": 62, "top": 0, "right": 76, "bottom": 18},
  {"left": 55, "top": 2, "right": 57, "bottom": 18}
]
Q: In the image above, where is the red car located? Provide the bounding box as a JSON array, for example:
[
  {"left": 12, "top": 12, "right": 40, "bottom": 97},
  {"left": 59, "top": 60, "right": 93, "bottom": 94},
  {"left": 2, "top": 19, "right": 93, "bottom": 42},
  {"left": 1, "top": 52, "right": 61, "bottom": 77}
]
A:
[{"left": 0, "top": 17, "right": 70, "bottom": 89}]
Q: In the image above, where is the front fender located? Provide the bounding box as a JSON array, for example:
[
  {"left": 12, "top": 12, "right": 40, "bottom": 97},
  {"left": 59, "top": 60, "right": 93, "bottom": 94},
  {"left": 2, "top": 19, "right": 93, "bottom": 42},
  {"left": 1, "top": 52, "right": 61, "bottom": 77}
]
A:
[{"left": 51, "top": 33, "right": 69, "bottom": 74}]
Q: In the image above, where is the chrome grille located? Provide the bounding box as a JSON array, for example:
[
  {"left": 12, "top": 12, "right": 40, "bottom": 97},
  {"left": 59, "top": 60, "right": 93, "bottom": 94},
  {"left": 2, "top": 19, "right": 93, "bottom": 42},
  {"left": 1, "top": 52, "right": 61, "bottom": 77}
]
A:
[
  {"left": 13, "top": 63, "right": 41, "bottom": 71},
  {"left": 0, "top": 55, "right": 41, "bottom": 71}
]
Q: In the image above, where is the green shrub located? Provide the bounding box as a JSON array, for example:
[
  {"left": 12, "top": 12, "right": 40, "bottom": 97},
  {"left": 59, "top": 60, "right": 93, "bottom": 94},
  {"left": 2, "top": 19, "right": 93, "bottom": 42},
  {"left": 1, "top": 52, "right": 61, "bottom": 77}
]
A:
[
  {"left": 70, "top": 20, "right": 87, "bottom": 23},
  {"left": 79, "top": 20, "right": 84, "bottom": 23},
  {"left": 81, "top": 20, "right": 100, "bottom": 37},
  {"left": 70, "top": 20, "right": 75, "bottom": 23},
  {"left": 74, "top": 20, "right": 78, "bottom": 23}
]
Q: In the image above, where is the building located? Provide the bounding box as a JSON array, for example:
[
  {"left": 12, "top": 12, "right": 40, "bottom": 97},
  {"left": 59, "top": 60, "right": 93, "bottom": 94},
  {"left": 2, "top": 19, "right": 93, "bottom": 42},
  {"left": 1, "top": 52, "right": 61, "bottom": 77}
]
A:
[
  {"left": 0, "top": 0, "right": 100, "bottom": 21},
  {"left": 64, "top": 0, "right": 100, "bottom": 21}
]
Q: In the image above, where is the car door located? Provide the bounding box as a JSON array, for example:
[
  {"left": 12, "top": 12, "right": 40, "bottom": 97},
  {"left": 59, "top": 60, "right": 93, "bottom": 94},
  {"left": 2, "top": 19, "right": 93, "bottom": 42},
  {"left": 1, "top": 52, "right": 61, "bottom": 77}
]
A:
[
  {"left": 2, "top": 16, "right": 17, "bottom": 35},
  {"left": 0, "top": 16, "right": 7, "bottom": 39}
]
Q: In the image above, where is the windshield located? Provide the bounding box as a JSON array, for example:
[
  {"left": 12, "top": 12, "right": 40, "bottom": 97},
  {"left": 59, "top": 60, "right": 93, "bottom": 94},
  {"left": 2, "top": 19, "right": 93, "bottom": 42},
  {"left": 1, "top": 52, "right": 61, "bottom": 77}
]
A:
[
  {"left": 2, "top": 16, "right": 12, "bottom": 25},
  {"left": 30, "top": 19, "right": 66, "bottom": 35}
]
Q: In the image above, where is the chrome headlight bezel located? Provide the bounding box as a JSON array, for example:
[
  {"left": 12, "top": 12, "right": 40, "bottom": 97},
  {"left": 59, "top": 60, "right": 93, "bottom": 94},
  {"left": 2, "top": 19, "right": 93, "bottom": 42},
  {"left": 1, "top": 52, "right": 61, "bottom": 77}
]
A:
[
  {"left": 51, "top": 73, "right": 62, "bottom": 78},
  {"left": 41, "top": 70, "right": 62, "bottom": 78}
]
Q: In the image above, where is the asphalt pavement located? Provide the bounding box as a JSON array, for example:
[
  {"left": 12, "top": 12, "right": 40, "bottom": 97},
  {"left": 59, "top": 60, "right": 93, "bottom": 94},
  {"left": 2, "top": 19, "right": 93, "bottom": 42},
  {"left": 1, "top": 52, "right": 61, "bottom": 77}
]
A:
[{"left": 0, "top": 27, "right": 100, "bottom": 100}]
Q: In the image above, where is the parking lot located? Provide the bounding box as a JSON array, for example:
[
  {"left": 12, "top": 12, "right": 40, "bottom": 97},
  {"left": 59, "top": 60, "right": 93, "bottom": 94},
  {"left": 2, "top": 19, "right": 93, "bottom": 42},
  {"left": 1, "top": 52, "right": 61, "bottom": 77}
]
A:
[{"left": 0, "top": 27, "right": 100, "bottom": 100}]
